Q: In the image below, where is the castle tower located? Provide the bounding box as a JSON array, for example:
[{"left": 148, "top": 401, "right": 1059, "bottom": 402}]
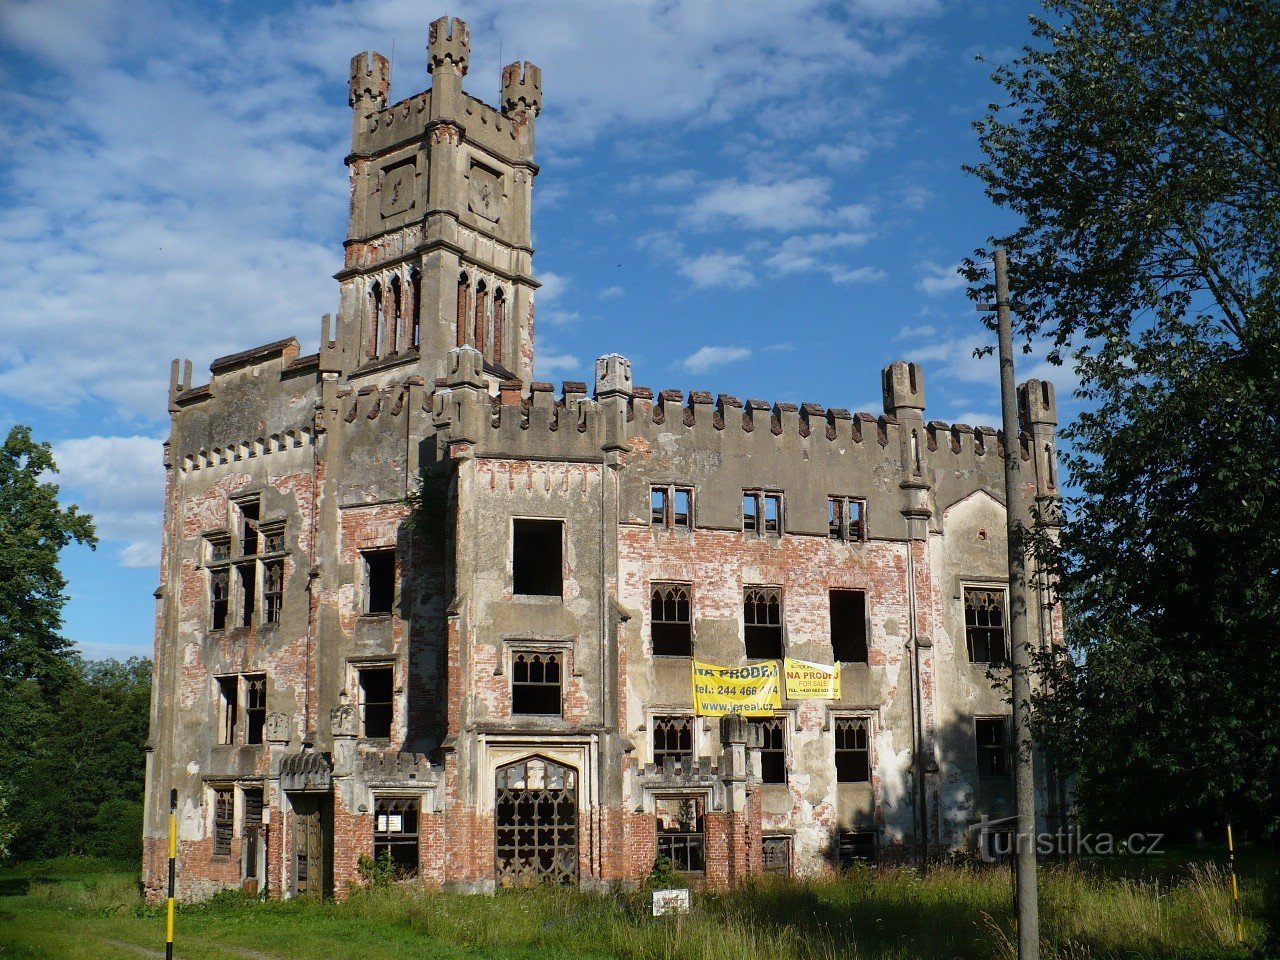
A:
[{"left": 333, "top": 17, "right": 541, "bottom": 385}]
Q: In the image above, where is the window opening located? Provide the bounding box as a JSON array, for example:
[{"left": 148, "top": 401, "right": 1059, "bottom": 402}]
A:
[
  {"left": 262, "top": 525, "right": 284, "bottom": 554},
  {"left": 673, "top": 489, "right": 691, "bottom": 527},
  {"left": 512, "top": 652, "right": 562, "bottom": 715},
  {"left": 763, "top": 835, "right": 792, "bottom": 876},
  {"left": 217, "top": 676, "right": 238, "bottom": 744},
  {"left": 656, "top": 797, "right": 705, "bottom": 872},
  {"left": 389, "top": 274, "right": 402, "bottom": 353},
  {"left": 209, "top": 537, "right": 230, "bottom": 563},
  {"left": 237, "top": 562, "right": 255, "bottom": 627},
  {"left": 763, "top": 493, "right": 781, "bottom": 532},
  {"left": 374, "top": 796, "right": 419, "bottom": 878},
  {"left": 210, "top": 568, "right": 229, "bottom": 631},
  {"left": 651, "top": 487, "right": 668, "bottom": 525},
  {"left": 742, "top": 492, "right": 758, "bottom": 532},
  {"left": 359, "top": 666, "right": 394, "bottom": 739},
  {"left": 363, "top": 549, "right": 396, "bottom": 616},
  {"left": 213, "top": 786, "right": 234, "bottom": 857},
  {"left": 245, "top": 674, "right": 266, "bottom": 745},
  {"left": 835, "top": 716, "right": 870, "bottom": 783},
  {"left": 828, "top": 497, "right": 866, "bottom": 542},
  {"left": 652, "top": 715, "right": 694, "bottom": 768},
  {"left": 651, "top": 583, "right": 692, "bottom": 657},
  {"left": 492, "top": 288, "right": 505, "bottom": 359},
  {"left": 965, "top": 589, "right": 1008, "bottom": 664},
  {"left": 473, "top": 280, "right": 489, "bottom": 352},
  {"left": 495, "top": 757, "right": 578, "bottom": 885},
  {"left": 243, "top": 788, "right": 264, "bottom": 880},
  {"left": 512, "top": 519, "right": 563, "bottom": 596},
  {"left": 837, "top": 830, "right": 877, "bottom": 867},
  {"left": 976, "top": 717, "right": 1009, "bottom": 779},
  {"left": 830, "top": 590, "right": 868, "bottom": 663},
  {"left": 238, "top": 500, "right": 260, "bottom": 556},
  {"left": 369, "top": 280, "right": 384, "bottom": 357},
  {"left": 410, "top": 268, "right": 422, "bottom": 349},
  {"left": 751, "top": 716, "right": 787, "bottom": 784},
  {"left": 456, "top": 273, "right": 470, "bottom": 347},
  {"left": 744, "top": 586, "right": 783, "bottom": 660},
  {"left": 263, "top": 560, "right": 283, "bottom": 625}
]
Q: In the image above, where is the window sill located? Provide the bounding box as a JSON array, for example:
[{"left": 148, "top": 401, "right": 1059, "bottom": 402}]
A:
[
  {"left": 511, "top": 594, "right": 564, "bottom": 603},
  {"left": 360, "top": 612, "right": 395, "bottom": 620}
]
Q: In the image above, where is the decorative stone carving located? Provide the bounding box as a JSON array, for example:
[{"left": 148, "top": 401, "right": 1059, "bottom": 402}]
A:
[
  {"left": 265, "top": 711, "right": 291, "bottom": 744},
  {"left": 331, "top": 702, "right": 357, "bottom": 739}
]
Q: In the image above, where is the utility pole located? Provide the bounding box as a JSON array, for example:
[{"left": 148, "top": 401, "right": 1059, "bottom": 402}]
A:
[{"left": 979, "top": 248, "right": 1041, "bottom": 960}]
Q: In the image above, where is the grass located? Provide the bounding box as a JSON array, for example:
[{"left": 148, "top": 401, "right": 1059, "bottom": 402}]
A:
[{"left": 0, "top": 853, "right": 1269, "bottom": 960}]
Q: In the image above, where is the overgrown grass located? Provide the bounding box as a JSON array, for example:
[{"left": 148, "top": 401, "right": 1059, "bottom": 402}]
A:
[{"left": 0, "top": 855, "right": 1268, "bottom": 960}]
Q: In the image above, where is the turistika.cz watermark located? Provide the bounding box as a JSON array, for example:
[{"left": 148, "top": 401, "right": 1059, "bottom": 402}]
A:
[{"left": 969, "top": 815, "right": 1165, "bottom": 861}]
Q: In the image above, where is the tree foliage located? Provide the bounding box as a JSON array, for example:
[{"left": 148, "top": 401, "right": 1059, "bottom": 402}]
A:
[
  {"left": 966, "top": 0, "right": 1280, "bottom": 837},
  {"left": 0, "top": 425, "right": 96, "bottom": 684}
]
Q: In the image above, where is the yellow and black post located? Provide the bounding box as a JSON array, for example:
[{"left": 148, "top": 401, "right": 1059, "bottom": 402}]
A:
[
  {"left": 166, "top": 788, "right": 177, "bottom": 960},
  {"left": 1227, "top": 823, "right": 1243, "bottom": 943}
]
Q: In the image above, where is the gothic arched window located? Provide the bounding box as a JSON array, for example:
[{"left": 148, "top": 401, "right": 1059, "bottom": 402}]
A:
[
  {"left": 456, "top": 272, "right": 471, "bottom": 347},
  {"left": 492, "top": 288, "right": 506, "bottom": 361},
  {"left": 410, "top": 268, "right": 422, "bottom": 350},
  {"left": 474, "top": 280, "right": 489, "bottom": 352},
  {"left": 389, "top": 274, "right": 403, "bottom": 353},
  {"left": 369, "top": 280, "right": 384, "bottom": 358}
]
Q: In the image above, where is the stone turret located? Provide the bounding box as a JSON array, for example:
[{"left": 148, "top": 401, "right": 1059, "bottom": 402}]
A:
[
  {"left": 1018, "top": 378, "right": 1060, "bottom": 509},
  {"left": 882, "top": 361, "right": 931, "bottom": 538},
  {"left": 428, "top": 15, "right": 470, "bottom": 104},
  {"left": 348, "top": 51, "right": 390, "bottom": 140}
]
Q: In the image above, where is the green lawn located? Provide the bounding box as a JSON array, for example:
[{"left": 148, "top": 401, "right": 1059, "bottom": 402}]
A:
[{"left": 0, "top": 852, "right": 1269, "bottom": 960}]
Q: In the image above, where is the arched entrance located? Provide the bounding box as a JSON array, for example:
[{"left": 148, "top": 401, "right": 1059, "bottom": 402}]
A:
[{"left": 494, "top": 756, "right": 578, "bottom": 885}]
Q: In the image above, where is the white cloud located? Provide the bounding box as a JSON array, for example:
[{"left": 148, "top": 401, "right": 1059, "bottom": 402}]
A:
[
  {"left": 599, "top": 285, "right": 625, "bottom": 299},
  {"left": 536, "top": 351, "right": 581, "bottom": 376},
  {"left": 52, "top": 435, "right": 165, "bottom": 568},
  {"left": 535, "top": 271, "right": 580, "bottom": 327},
  {"left": 917, "top": 261, "right": 967, "bottom": 296},
  {"left": 679, "top": 253, "right": 755, "bottom": 290},
  {"left": 954, "top": 411, "right": 1002, "bottom": 429},
  {"left": 685, "top": 177, "right": 873, "bottom": 233},
  {"left": 682, "top": 346, "right": 752, "bottom": 373},
  {"left": 831, "top": 265, "right": 887, "bottom": 284},
  {"left": 895, "top": 323, "right": 938, "bottom": 340}
]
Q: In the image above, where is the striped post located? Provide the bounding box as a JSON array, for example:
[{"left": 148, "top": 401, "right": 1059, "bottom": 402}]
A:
[
  {"left": 166, "top": 788, "right": 177, "bottom": 960},
  {"left": 1227, "top": 823, "right": 1243, "bottom": 943}
]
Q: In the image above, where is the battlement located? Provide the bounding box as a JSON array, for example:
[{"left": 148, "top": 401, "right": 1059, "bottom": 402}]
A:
[
  {"left": 428, "top": 16, "right": 470, "bottom": 76},
  {"left": 349, "top": 51, "right": 391, "bottom": 114},
  {"left": 502, "top": 61, "right": 542, "bottom": 119}
]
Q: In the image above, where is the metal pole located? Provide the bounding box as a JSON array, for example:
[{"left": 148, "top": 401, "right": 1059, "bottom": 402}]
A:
[
  {"left": 1227, "top": 823, "right": 1243, "bottom": 943},
  {"left": 166, "top": 788, "right": 177, "bottom": 960},
  {"left": 982, "top": 249, "right": 1041, "bottom": 959}
]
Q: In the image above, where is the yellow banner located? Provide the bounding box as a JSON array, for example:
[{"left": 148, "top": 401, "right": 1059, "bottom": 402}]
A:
[
  {"left": 783, "top": 658, "right": 841, "bottom": 700},
  {"left": 692, "top": 660, "right": 782, "bottom": 716}
]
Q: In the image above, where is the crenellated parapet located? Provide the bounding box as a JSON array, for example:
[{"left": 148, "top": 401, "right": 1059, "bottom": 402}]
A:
[
  {"left": 428, "top": 16, "right": 470, "bottom": 77},
  {"left": 502, "top": 61, "right": 542, "bottom": 120}
]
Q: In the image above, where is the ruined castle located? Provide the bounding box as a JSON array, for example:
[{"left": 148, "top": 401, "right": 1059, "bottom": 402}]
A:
[{"left": 143, "top": 17, "right": 1065, "bottom": 899}]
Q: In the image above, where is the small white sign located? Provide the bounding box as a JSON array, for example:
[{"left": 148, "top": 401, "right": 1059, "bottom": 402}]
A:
[{"left": 652, "top": 888, "right": 691, "bottom": 916}]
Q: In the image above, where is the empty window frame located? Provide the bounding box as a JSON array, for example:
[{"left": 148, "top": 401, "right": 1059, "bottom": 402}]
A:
[
  {"left": 656, "top": 797, "right": 705, "bottom": 872},
  {"left": 650, "top": 485, "right": 693, "bottom": 528},
  {"left": 210, "top": 567, "right": 229, "bottom": 631},
  {"left": 363, "top": 549, "right": 396, "bottom": 616},
  {"left": 976, "top": 717, "right": 1009, "bottom": 779},
  {"left": 217, "top": 675, "right": 238, "bottom": 744},
  {"left": 652, "top": 715, "right": 694, "bottom": 768},
  {"left": 742, "top": 491, "right": 783, "bottom": 534},
  {"left": 964, "top": 588, "right": 1008, "bottom": 664},
  {"left": 213, "top": 786, "right": 234, "bottom": 856},
  {"left": 751, "top": 716, "right": 787, "bottom": 784},
  {"left": 762, "top": 835, "right": 793, "bottom": 876},
  {"left": 243, "top": 788, "right": 265, "bottom": 880},
  {"left": 238, "top": 499, "right": 260, "bottom": 556},
  {"left": 836, "top": 830, "right": 877, "bottom": 867},
  {"left": 744, "top": 586, "right": 783, "bottom": 660},
  {"left": 263, "top": 560, "right": 284, "bottom": 625},
  {"left": 245, "top": 675, "right": 267, "bottom": 745},
  {"left": 511, "top": 651, "right": 562, "bottom": 716},
  {"left": 651, "top": 583, "right": 692, "bottom": 657},
  {"left": 373, "top": 796, "right": 420, "bottom": 878},
  {"left": 830, "top": 590, "right": 869, "bottom": 664},
  {"left": 828, "top": 497, "right": 866, "bottom": 542},
  {"left": 261, "top": 523, "right": 285, "bottom": 555},
  {"left": 359, "top": 666, "right": 394, "bottom": 739},
  {"left": 835, "top": 716, "right": 871, "bottom": 783},
  {"left": 512, "top": 519, "right": 563, "bottom": 597},
  {"left": 237, "top": 562, "right": 256, "bottom": 627}
]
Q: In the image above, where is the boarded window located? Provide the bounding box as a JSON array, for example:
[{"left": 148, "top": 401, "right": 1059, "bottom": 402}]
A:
[
  {"left": 830, "top": 590, "right": 868, "bottom": 663},
  {"left": 359, "top": 667, "right": 394, "bottom": 739},
  {"left": 373, "top": 796, "right": 419, "bottom": 878},
  {"left": 245, "top": 675, "right": 266, "bottom": 745},
  {"left": 512, "top": 519, "right": 562, "bottom": 596},
  {"left": 210, "top": 568, "right": 229, "bottom": 631},
  {"left": 835, "top": 716, "right": 870, "bottom": 783},
  {"left": 763, "top": 835, "right": 792, "bottom": 876},
  {"left": 976, "top": 717, "right": 1009, "bottom": 779},
  {"left": 656, "top": 797, "right": 705, "bottom": 872},
  {"left": 751, "top": 716, "right": 787, "bottom": 784},
  {"left": 512, "top": 652, "right": 562, "bottom": 715},
  {"left": 965, "top": 589, "right": 1008, "bottom": 664},
  {"left": 836, "top": 829, "right": 877, "bottom": 867},
  {"left": 213, "top": 786, "right": 234, "bottom": 856},
  {"left": 263, "top": 560, "right": 283, "bottom": 625},
  {"left": 828, "top": 497, "right": 866, "bottom": 541},
  {"left": 652, "top": 715, "right": 694, "bottom": 768},
  {"left": 744, "top": 586, "right": 783, "bottom": 660},
  {"left": 217, "top": 676, "right": 238, "bottom": 744},
  {"left": 237, "top": 562, "right": 256, "bottom": 627},
  {"left": 651, "top": 583, "right": 692, "bottom": 657},
  {"left": 364, "top": 550, "right": 396, "bottom": 615}
]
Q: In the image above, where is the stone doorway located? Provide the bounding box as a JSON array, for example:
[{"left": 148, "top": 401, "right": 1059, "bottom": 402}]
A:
[
  {"left": 290, "top": 794, "right": 332, "bottom": 897},
  {"left": 494, "top": 756, "right": 578, "bottom": 885}
]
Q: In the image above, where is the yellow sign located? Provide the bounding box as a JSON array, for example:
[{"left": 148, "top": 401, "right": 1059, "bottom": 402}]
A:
[
  {"left": 692, "top": 660, "right": 782, "bottom": 716},
  {"left": 783, "top": 658, "right": 841, "bottom": 700}
]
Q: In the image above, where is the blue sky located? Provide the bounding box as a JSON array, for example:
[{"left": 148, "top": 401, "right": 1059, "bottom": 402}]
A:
[{"left": 0, "top": 0, "right": 1074, "bottom": 661}]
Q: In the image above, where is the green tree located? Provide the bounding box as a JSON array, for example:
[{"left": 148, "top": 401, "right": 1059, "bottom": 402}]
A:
[
  {"left": 966, "top": 0, "right": 1280, "bottom": 837},
  {"left": 0, "top": 425, "right": 96, "bottom": 684}
]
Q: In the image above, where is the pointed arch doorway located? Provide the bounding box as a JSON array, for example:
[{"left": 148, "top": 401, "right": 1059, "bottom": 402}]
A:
[{"left": 494, "top": 756, "right": 579, "bottom": 885}]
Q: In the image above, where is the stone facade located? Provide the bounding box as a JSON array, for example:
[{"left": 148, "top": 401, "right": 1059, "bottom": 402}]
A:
[{"left": 143, "top": 17, "right": 1066, "bottom": 901}]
